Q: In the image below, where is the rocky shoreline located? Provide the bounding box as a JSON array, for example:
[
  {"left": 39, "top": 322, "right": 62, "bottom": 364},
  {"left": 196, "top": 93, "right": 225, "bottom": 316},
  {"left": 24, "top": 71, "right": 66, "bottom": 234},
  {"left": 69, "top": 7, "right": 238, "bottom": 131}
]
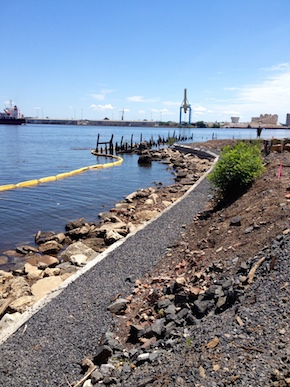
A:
[{"left": 0, "top": 146, "right": 214, "bottom": 333}]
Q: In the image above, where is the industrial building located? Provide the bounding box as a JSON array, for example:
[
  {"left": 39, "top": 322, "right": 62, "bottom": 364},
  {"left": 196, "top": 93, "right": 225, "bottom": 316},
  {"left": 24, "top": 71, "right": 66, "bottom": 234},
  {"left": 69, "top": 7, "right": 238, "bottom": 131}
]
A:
[{"left": 251, "top": 114, "right": 278, "bottom": 126}]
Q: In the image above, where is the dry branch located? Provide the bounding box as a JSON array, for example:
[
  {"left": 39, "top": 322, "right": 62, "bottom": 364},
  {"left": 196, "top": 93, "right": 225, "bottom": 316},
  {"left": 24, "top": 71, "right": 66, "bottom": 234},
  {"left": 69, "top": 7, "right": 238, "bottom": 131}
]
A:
[
  {"left": 73, "top": 358, "right": 96, "bottom": 387},
  {"left": 247, "top": 257, "right": 266, "bottom": 284}
]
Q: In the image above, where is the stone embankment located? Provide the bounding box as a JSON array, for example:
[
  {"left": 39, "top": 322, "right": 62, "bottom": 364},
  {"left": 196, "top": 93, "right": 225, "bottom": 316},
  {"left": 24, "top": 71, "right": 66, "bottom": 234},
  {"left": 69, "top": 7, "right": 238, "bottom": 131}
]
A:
[{"left": 0, "top": 146, "right": 214, "bottom": 333}]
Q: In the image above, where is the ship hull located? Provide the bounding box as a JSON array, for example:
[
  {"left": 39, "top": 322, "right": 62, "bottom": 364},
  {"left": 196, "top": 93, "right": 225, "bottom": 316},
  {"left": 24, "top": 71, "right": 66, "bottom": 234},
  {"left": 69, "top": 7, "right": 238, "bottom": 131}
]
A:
[{"left": 0, "top": 118, "right": 26, "bottom": 125}]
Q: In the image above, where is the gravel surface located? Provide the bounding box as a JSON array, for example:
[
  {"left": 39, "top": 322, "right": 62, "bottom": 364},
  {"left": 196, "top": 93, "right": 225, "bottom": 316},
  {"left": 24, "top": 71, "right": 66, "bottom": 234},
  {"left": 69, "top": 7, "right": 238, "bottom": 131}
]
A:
[
  {"left": 114, "top": 233, "right": 290, "bottom": 387},
  {"left": 0, "top": 173, "right": 213, "bottom": 386}
]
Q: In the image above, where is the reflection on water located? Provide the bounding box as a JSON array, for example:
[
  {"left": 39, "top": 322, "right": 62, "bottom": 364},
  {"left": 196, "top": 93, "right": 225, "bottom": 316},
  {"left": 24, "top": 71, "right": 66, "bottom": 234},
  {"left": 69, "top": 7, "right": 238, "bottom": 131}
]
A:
[{"left": 0, "top": 152, "right": 175, "bottom": 252}]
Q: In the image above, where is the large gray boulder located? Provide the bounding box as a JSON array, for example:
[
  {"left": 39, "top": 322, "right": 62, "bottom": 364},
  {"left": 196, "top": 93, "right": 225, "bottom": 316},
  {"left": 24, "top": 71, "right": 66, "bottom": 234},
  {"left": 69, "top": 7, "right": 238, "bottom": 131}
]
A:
[{"left": 60, "top": 241, "right": 96, "bottom": 262}]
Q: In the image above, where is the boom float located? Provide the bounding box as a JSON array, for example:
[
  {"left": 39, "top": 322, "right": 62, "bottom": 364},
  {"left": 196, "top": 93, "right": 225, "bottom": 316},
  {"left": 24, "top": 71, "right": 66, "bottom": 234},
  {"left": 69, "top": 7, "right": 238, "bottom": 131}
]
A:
[{"left": 0, "top": 153, "right": 123, "bottom": 192}]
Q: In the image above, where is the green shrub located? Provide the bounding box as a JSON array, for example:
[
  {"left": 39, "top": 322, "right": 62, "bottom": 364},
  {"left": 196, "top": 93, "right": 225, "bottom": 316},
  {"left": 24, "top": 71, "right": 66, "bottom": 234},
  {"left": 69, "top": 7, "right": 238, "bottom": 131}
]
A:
[
  {"left": 208, "top": 142, "right": 265, "bottom": 199},
  {"left": 196, "top": 121, "right": 207, "bottom": 128},
  {"left": 167, "top": 137, "right": 176, "bottom": 146}
]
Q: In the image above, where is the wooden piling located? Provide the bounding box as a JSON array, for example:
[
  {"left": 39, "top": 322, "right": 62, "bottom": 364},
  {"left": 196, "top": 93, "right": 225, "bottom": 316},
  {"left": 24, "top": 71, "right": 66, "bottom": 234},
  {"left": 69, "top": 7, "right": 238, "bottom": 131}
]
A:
[{"left": 95, "top": 130, "right": 195, "bottom": 155}]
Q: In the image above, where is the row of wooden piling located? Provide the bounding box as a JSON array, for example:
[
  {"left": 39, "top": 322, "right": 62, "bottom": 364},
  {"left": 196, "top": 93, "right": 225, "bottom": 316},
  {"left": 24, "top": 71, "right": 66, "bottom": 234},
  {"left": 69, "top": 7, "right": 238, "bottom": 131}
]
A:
[
  {"left": 263, "top": 138, "right": 290, "bottom": 154},
  {"left": 95, "top": 132, "right": 194, "bottom": 154}
]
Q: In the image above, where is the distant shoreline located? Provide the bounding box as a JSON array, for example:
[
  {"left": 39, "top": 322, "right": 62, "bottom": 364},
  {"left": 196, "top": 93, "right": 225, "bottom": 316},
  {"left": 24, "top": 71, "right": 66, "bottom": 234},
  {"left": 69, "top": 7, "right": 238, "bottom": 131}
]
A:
[{"left": 24, "top": 117, "right": 290, "bottom": 130}]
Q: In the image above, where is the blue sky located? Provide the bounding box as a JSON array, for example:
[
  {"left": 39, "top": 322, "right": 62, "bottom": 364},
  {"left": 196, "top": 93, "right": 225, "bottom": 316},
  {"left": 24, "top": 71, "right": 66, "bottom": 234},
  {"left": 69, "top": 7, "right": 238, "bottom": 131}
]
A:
[{"left": 1, "top": 0, "right": 290, "bottom": 123}]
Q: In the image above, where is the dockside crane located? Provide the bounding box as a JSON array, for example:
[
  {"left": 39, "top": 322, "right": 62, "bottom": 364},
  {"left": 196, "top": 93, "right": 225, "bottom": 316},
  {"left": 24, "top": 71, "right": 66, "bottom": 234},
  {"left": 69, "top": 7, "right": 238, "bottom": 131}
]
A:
[{"left": 179, "top": 88, "right": 192, "bottom": 125}]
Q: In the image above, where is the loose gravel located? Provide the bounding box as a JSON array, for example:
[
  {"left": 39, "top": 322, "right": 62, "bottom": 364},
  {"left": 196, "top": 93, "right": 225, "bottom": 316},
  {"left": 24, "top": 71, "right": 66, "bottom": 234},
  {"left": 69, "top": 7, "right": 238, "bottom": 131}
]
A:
[{"left": 114, "top": 233, "right": 290, "bottom": 387}]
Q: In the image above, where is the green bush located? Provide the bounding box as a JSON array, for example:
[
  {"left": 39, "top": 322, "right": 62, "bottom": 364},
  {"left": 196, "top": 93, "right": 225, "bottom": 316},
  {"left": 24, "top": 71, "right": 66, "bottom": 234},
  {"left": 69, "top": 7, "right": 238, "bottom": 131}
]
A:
[
  {"left": 208, "top": 142, "right": 265, "bottom": 199},
  {"left": 167, "top": 137, "right": 176, "bottom": 146},
  {"left": 196, "top": 121, "right": 207, "bottom": 128}
]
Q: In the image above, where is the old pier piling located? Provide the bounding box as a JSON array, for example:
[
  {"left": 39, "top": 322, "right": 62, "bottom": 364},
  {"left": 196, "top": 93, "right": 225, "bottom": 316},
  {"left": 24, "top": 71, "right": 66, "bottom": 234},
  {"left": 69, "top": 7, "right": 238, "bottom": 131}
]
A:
[{"left": 95, "top": 132, "right": 194, "bottom": 154}]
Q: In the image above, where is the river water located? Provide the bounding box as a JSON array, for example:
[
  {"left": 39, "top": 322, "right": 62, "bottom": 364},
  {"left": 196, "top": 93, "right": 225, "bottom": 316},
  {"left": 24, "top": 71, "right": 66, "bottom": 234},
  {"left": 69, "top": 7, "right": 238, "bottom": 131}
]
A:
[{"left": 0, "top": 124, "right": 289, "bottom": 253}]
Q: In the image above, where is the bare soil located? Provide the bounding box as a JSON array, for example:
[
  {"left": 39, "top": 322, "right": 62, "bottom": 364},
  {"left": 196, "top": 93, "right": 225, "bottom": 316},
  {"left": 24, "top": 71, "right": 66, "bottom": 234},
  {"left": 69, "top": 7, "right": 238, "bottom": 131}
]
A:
[{"left": 114, "top": 139, "right": 290, "bottom": 345}]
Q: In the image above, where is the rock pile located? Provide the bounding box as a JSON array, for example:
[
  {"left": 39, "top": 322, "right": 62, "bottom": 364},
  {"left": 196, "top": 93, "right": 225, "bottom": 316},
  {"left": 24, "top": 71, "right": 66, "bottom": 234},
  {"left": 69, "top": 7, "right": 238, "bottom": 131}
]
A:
[
  {"left": 73, "top": 232, "right": 290, "bottom": 386},
  {"left": 0, "top": 146, "right": 214, "bottom": 333}
]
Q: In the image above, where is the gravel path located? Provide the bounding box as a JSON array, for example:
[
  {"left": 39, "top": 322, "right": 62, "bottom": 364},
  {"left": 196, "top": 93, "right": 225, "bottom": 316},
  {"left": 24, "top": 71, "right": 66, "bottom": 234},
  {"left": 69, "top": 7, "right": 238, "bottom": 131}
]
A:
[{"left": 0, "top": 172, "right": 213, "bottom": 386}]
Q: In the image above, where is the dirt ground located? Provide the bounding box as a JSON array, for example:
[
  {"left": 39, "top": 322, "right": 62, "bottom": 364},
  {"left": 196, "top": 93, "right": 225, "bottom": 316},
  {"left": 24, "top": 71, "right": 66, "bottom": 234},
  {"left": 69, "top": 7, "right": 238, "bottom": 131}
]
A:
[
  {"left": 173, "top": 138, "right": 290, "bottom": 271},
  {"left": 115, "top": 138, "right": 290, "bottom": 344}
]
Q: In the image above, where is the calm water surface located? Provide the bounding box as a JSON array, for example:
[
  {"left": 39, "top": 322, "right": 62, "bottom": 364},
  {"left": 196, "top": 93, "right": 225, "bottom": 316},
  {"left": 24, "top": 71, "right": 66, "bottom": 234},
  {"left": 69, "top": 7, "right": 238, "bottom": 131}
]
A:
[{"left": 0, "top": 124, "right": 289, "bottom": 254}]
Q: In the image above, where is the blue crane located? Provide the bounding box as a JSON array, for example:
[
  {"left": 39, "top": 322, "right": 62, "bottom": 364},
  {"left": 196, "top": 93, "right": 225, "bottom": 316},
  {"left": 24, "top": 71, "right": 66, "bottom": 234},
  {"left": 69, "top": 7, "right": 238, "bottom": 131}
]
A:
[{"left": 179, "top": 88, "right": 192, "bottom": 125}]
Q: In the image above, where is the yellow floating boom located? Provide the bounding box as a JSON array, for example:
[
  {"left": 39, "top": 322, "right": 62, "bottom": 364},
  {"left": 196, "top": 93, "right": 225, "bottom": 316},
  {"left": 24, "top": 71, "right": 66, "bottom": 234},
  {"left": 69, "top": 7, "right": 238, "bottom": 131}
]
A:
[{"left": 0, "top": 154, "right": 123, "bottom": 191}]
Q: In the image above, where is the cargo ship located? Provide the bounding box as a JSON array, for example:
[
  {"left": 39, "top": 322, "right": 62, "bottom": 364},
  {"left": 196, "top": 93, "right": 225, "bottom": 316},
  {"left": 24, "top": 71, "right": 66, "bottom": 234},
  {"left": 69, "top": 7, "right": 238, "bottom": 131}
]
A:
[{"left": 0, "top": 104, "right": 26, "bottom": 125}]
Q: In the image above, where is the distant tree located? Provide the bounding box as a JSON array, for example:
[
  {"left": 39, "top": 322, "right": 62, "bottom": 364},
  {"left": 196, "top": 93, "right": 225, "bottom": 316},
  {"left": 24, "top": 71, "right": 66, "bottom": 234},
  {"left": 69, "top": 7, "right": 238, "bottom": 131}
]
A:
[
  {"left": 196, "top": 121, "right": 207, "bottom": 128},
  {"left": 212, "top": 122, "right": 220, "bottom": 128}
]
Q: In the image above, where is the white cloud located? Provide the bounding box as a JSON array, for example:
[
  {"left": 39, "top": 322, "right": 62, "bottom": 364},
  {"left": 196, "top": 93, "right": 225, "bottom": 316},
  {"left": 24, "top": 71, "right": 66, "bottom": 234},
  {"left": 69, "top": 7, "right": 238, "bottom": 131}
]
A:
[
  {"left": 101, "top": 89, "right": 114, "bottom": 94},
  {"left": 262, "top": 63, "right": 290, "bottom": 72},
  {"left": 238, "top": 71, "right": 290, "bottom": 104},
  {"left": 163, "top": 101, "right": 180, "bottom": 107},
  {"left": 127, "top": 96, "right": 159, "bottom": 103},
  {"left": 223, "top": 110, "right": 240, "bottom": 115},
  {"left": 224, "top": 87, "right": 240, "bottom": 91},
  {"left": 202, "top": 64, "right": 290, "bottom": 121},
  {"left": 90, "top": 89, "right": 114, "bottom": 102},
  {"left": 95, "top": 83, "right": 107, "bottom": 87},
  {"left": 89, "top": 104, "right": 114, "bottom": 111},
  {"left": 193, "top": 106, "right": 207, "bottom": 112},
  {"left": 188, "top": 105, "right": 216, "bottom": 119},
  {"left": 90, "top": 94, "right": 105, "bottom": 101},
  {"left": 127, "top": 96, "right": 143, "bottom": 102}
]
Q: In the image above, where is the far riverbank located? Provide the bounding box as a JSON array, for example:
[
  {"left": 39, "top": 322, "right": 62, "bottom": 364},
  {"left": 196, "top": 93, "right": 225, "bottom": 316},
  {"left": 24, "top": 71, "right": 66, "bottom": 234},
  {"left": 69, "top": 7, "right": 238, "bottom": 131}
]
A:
[{"left": 25, "top": 117, "right": 290, "bottom": 130}]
